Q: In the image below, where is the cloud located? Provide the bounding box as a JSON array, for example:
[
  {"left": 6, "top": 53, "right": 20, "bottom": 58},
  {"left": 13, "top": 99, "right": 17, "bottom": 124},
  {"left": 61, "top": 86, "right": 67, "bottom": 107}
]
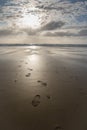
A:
[
  {"left": 21, "top": 28, "right": 38, "bottom": 35},
  {"left": 78, "top": 29, "right": 87, "bottom": 36},
  {"left": 41, "top": 21, "right": 65, "bottom": 30},
  {"left": 1, "top": 27, "right": 87, "bottom": 38},
  {"left": 44, "top": 31, "right": 76, "bottom": 37},
  {"left": 0, "top": 0, "right": 87, "bottom": 43},
  {"left": 0, "top": 28, "right": 23, "bottom": 37},
  {"left": 44, "top": 29, "right": 87, "bottom": 37},
  {"left": 0, "top": 29, "right": 13, "bottom": 36},
  {"left": 36, "top": 4, "right": 64, "bottom": 11},
  {"left": 0, "top": 27, "right": 39, "bottom": 37}
]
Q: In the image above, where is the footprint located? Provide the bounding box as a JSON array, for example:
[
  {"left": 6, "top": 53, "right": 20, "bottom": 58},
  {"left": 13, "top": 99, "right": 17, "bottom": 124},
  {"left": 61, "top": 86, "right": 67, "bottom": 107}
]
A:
[
  {"left": 37, "top": 80, "right": 42, "bottom": 83},
  {"left": 28, "top": 68, "right": 33, "bottom": 71},
  {"left": 42, "top": 82, "right": 47, "bottom": 86},
  {"left": 18, "top": 65, "right": 21, "bottom": 68},
  {"left": 30, "top": 68, "right": 33, "bottom": 71},
  {"left": 25, "top": 62, "right": 28, "bottom": 64},
  {"left": 55, "top": 125, "right": 63, "bottom": 130},
  {"left": 32, "top": 95, "right": 40, "bottom": 107},
  {"left": 37, "top": 80, "right": 47, "bottom": 87},
  {"left": 14, "top": 79, "right": 17, "bottom": 83},
  {"left": 46, "top": 95, "right": 51, "bottom": 99},
  {"left": 25, "top": 73, "right": 31, "bottom": 77}
]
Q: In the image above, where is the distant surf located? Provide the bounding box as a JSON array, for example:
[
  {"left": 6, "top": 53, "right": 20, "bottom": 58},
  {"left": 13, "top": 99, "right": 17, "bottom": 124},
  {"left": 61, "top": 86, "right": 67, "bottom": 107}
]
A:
[{"left": 0, "top": 43, "right": 87, "bottom": 47}]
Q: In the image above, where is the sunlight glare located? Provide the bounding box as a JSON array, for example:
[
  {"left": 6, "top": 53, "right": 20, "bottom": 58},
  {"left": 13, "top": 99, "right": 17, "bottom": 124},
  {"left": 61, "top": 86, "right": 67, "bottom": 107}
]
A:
[{"left": 19, "top": 14, "right": 41, "bottom": 29}]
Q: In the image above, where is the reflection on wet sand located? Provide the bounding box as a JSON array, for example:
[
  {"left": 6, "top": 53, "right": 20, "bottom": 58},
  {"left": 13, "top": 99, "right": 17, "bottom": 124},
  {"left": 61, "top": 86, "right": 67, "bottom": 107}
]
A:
[{"left": 0, "top": 46, "right": 87, "bottom": 130}]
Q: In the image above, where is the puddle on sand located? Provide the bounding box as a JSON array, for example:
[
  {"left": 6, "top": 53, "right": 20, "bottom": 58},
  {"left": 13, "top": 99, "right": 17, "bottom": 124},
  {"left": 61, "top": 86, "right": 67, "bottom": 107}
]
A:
[{"left": 32, "top": 95, "right": 40, "bottom": 107}]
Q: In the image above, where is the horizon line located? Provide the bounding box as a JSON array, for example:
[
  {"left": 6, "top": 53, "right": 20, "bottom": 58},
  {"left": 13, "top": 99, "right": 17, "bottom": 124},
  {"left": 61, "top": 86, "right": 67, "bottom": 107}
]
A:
[{"left": 0, "top": 43, "right": 87, "bottom": 47}]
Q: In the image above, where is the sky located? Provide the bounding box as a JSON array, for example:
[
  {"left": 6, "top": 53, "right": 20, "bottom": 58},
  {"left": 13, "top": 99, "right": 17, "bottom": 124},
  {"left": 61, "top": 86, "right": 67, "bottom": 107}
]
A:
[{"left": 0, "top": 0, "right": 87, "bottom": 44}]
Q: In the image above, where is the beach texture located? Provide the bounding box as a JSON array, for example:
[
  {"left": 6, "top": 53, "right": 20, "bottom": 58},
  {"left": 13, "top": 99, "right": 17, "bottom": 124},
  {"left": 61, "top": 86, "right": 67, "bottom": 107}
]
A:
[{"left": 0, "top": 46, "right": 87, "bottom": 130}]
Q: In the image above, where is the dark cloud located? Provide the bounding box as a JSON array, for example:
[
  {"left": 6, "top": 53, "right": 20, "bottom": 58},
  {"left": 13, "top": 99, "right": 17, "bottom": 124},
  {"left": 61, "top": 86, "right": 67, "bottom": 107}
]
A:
[
  {"left": 36, "top": 5, "right": 64, "bottom": 11},
  {"left": 0, "top": 29, "right": 13, "bottom": 36},
  {"left": 0, "top": 28, "right": 38, "bottom": 37},
  {"left": 78, "top": 29, "right": 87, "bottom": 36},
  {"left": 21, "top": 25, "right": 87, "bottom": 37},
  {"left": 44, "top": 31, "right": 76, "bottom": 37},
  {"left": 44, "top": 29, "right": 87, "bottom": 37},
  {"left": 41, "top": 21, "right": 65, "bottom": 31},
  {"left": 0, "top": 28, "right": 22, "bottom": 37},
  {"left": 21, "top": 28, "right": 37, "bottom": 35}
]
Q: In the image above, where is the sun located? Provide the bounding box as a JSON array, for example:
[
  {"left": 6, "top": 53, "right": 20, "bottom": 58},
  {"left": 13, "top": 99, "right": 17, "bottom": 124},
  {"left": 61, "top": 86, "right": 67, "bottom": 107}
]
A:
[{"left": 19, "top": 14, "right": 41, "bottom": 29}]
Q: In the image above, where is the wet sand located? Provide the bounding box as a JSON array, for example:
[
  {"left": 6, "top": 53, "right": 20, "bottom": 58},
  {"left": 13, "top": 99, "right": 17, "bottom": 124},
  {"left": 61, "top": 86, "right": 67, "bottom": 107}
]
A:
[{"left": 0, "top": 46, "right": 87, "bottom": 130}]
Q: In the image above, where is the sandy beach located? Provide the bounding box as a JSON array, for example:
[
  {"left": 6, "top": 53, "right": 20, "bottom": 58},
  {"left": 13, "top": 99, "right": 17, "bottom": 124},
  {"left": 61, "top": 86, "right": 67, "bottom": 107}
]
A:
[{"left": 0, "top": 46, "right": 87, "bottom": 130}]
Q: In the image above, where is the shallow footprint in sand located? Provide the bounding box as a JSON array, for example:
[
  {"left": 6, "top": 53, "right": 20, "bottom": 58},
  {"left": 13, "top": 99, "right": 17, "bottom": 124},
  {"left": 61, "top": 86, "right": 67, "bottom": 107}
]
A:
[
  {"left": 18, "top": 65, "right": 21, "bottom": 68},
  {"left": 42, "top": 82, "right": 47, "bottom": 86},
  {"left": 37, "top": 80, "right": 47, "bottom": 87},
  {"left": 46, "top": 95, "right": 51, "bottom": 99},
  {"left": 55, "top": 125, "right": 63, "bottom": 130},
  {"left": 14, "top": 79, "right": 17, "bottom": 83},
  {"left": 28, "top": 68, "right": 33, "bottom": 71},
  {"left": 37, "top": 80, "right": 42, "bottom": 83},
  {"left": 32, "top": 95, "right": 40, "bottom": 107},
  {"left": 25, "top": 73, "right": 31, "bottom": 77}
]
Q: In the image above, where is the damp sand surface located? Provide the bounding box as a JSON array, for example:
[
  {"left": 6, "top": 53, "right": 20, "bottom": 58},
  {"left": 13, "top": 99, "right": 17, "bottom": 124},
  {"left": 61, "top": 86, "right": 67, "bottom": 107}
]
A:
[{"left": 0, "top": 46, "right": 87, "bottom": 130}]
